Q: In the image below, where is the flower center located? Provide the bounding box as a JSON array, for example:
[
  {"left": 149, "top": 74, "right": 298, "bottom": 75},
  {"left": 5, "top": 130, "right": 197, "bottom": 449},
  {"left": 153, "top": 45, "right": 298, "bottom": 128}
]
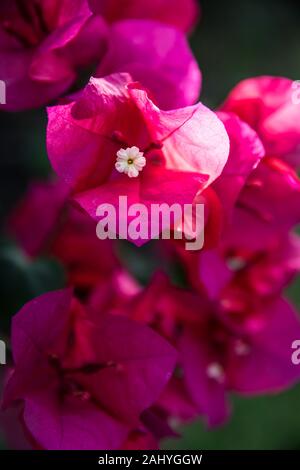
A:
[
  {"left": 2, "top": 0, "right": 50, "bottom": 48},
  {"left": 48, "top": 354, "right": 117, "bottom": 402}
]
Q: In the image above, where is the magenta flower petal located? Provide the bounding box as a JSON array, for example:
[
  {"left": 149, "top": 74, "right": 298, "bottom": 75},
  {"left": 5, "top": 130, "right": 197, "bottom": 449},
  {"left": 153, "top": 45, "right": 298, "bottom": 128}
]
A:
[
  {"left": 227, "top": 298, "right": 300, "bottom": 394},
  {"left": 213, "top": 111, "right": 265, "bottom": 218},
  {"left": 0, "top": 49, "right": 75, "bottom": 111},
  {"left": 4, "top": 289, "right": 177, "bottom": 449},
  {"left": 77, "top": 314, "right": 177, "bottom": 423},
  {"left": 23, "top": 390, "right": 128, "bottom": 450},
  {"left": 3, "top": 289, "right": 73, "bottom": 408},
  {"left": 12, "top": 289, "right": 72, "bottom": 365},
  {"left": 222, "top": 76, "right": 300, "bottom": 167},
  {"left": 89, "top": 0, "right": 200, "bottom": 32},
  {"left": 221, "top": 155, "right": 300, "bottom": 253},
  {"left": 180, "top": 327, "right": 230, "bottom": 427},
  {"left": 8, "top": 180, "right": 69, "bottom": 257},
  {"left": 75, "top": 168, "right": 208, "bottom": 244},
  {"left": 96, "top": 20, "right": 201, "bottom": 109},
  {"left": 0, "top": 0, "right": 107, "bottom": 111},
  {"left": 129, "top": 86, "right": 229, "bottom": 185}
]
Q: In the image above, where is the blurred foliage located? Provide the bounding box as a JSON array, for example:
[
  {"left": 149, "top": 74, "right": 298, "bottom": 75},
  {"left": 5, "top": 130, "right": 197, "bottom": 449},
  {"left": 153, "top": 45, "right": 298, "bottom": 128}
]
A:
[
  {"left": 193, "top": 0, "right": 300, "bottom": 108},
  {"left": 0, "top": 239, "right": 65, "bottom": 335},
  {"left": 164, "top": 384, "right": 300, "bottom": 450},
  {"left": 1, "top": 0, "right": 300, "bottom": 451}
]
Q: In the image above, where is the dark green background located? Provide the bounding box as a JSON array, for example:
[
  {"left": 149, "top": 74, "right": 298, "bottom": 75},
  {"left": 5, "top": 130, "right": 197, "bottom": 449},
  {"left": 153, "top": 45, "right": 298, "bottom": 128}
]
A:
[{"left": 1, "top": 0, "right": 300, "bottom": 450}]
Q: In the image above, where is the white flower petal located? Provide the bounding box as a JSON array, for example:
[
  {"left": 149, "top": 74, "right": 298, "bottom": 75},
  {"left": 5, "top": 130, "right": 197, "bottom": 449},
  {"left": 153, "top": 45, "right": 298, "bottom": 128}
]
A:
[
  {"left": 128, "top": 166, "right": 139, "bottom": 178},
  {"left": 130, "top": 146, "right": 141, "bottom": 157},
  {"left": 115, "top": 161, "right": 127, "bottom": 172},
  {"left": 135, "top": 156, "right": 146, "bottom": 168},
  {"left": 116, "top": 149, "right": 129, "bottom": 160}
]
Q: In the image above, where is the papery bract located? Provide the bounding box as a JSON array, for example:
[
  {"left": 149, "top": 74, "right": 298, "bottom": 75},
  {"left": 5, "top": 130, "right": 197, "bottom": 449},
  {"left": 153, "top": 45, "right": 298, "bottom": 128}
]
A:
[
  {"left": 122, "top": 429, "right": 158, "bottom": 450},
  {"left": 180, "top": 297, "right": 300, "bottom": 426},
  {"left": 180, "top": 112, "right": 265, "bottom": 246},
  {"left": 223, "top": 157, "right": 300, "bottom": 251},
  {"left": 0, "top": 369, "right": 32, "bottom": 450},
  {"left": 47, "top": 73, "right": 229, "bottom": 243},
  {"left": 222, "top": 76, "right": 300, "bottom": 167},
  {"left": 95, "top": 20, "right": 201, "bottom": 109},
  {"left": 3, "top": 289, "right": 177, "bottom": 449},
  {"left": 8, "top": 180, "right": 69, "bottom": 257},
  {"left": 50, "top": 206, "right": 119, "bottom": 291},
  {"left": 128, "top": 265, "right": 300, "bottom": 427},
  {"left": 0, "top": 0, "right": 107, "bottom": 111},
  {"left": 89, "top": 0, "right": 200, "bottom": 32},
  {"left": 8, "top": 180, "right": 119, "bottom": 292},
  {"left": 213, "top": 111, "right": 265, "bottom": 219}
]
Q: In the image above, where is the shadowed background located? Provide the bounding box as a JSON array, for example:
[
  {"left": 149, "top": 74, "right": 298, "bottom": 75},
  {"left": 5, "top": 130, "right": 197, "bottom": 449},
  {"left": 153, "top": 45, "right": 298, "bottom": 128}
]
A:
[{"left": 0, "top": 0, "right": 300, "bottom": 450}]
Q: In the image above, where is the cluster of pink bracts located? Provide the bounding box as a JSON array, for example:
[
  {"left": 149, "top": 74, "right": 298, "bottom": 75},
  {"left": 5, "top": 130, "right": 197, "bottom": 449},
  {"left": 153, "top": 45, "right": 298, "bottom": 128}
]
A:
[{"left": 1, "top": 0, "right": 300, "bottom": 451}]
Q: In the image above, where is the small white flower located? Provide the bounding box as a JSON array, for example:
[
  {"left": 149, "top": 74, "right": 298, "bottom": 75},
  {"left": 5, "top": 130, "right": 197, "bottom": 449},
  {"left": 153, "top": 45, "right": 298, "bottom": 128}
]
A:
[
  {"left": 115, "top": 146, "right": 146, "bottom": 178},
  {"left": 234, "top": 340, "right": 250, "bottom": 356},
  {"left": 206, "top": 362, "right": 225, "bottom": 383}
]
